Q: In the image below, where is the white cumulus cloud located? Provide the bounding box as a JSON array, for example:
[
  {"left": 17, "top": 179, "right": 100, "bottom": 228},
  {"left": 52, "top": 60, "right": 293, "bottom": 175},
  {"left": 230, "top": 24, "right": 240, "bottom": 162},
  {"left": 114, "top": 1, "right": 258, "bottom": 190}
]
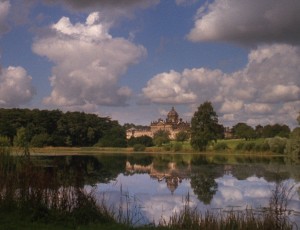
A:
[
  {"left": 32, "top": 12, "right": 146, "bottom": 108},
  {"left": 0, "top": 66, "right": 36, "bottom": 107},
  {"left": 188, "top": 0, "right": 300, "bottom": 45},
  {"left": 142, "top": 44, "right": 300, "bottom": 127}
]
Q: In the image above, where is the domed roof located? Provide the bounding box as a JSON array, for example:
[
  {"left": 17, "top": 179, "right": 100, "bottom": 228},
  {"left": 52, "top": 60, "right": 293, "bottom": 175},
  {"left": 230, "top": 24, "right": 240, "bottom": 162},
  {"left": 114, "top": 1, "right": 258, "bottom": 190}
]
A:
[
  {"left": 167, "top": 107, "right": 179, "bottom": 123},
  {"left": 168, "top": 107, "right": 178, "bottom": 117}
]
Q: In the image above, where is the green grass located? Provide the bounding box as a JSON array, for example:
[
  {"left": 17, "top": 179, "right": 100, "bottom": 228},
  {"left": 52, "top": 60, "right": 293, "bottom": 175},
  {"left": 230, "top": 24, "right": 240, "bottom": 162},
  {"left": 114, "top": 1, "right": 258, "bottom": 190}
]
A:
[{"left": 0, "top": 210, "right": 132, "bottom": 230}]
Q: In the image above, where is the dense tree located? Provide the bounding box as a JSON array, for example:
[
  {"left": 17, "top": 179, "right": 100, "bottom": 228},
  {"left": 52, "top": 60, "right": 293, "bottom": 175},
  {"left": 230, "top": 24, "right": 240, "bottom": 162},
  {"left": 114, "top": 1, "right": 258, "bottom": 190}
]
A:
[
  {"left": 286, "top": 116, "right": 300, "bottom": 162},
  {"left": 232, "top": 123, "right": 256, "bottom": 140},
  {"left": 261, "top": 124, "right": 290, "bottom": 138},
  {"left": 0, "top": 108, "right": 126, "bottom": 147},
  {"left": 96, "top": 123, "right": 127, "bottom": 147},
  {"left": 190, "top": 101, "right": 220, "bottom": 151},
  {"left": 175, "top": 130, "right": 189, "bottom": 142},
  {"left": 153, "top": 130, "right": 170, "bottom": 146},
  {"left": 255, "top": 124, "right": 264, "bottom": 138},
  {"left": 127, "top": 135, "right": 153, "bottom": 147}
]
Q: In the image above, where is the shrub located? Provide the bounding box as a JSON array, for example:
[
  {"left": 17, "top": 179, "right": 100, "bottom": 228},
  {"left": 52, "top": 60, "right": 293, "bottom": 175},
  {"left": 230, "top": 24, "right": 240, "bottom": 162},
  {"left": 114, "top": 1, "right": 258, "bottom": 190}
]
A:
[
  {"left": 173, "top": 142, "right": 183, "bottom": 152},
  {"left": 30, "top": 133, "right": 49, "bottom": 147},
  {"left": 133, "top": 144, "right": 146, "bottom": 152},
  {"left": 213, "top": 142, "right": 228, "bottom": 151},
  {"left": 242, "top": 142, "right": 256, "bottom": 151},
  {"left": 163, "top": 144, "right": 172, "bottom": 151},
  {"left": 254, "top": 142, "right": 270, "bottom": 152},
  {"left": 235, "top": 142, "right": 244, "bottom": 150},
  {"left": 266, "top": 137, "right": 287, "bottom": 154},
  {"left": 128, "top": 135, "right": 153, "bottom": 147}
]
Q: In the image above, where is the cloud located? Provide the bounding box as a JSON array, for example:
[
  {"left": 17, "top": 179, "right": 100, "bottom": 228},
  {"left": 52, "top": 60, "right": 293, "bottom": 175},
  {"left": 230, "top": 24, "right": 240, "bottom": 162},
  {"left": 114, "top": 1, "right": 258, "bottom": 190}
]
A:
[
  {"left": 244, "top": 103, "right": 273, "bottom": 114},
  {"left": 187, "top": 0, "right": 300, "bottom": 45},
  {"left": 49, "top": 0, "right": 158, "bottom": 9},
  {"left": 39, "top": 0, "right": 159, "bottom": 21},
  {"left": 0, "top": 66, "right": 36, "bottom": 107},
  {"left": 32, "top": 12, "right": 146, "bottom": 108},
  {"left": 0, "top": 0, "right": 10, "bottom": 35},
  {"left": 142, "top": 44, "right": 300, "bottom": 127},
  {"left": 142, "top": 68, "right": 223, "bottom": 104},
  {"left": 142, "top": 70, "right": 197, "bottom": 104}
]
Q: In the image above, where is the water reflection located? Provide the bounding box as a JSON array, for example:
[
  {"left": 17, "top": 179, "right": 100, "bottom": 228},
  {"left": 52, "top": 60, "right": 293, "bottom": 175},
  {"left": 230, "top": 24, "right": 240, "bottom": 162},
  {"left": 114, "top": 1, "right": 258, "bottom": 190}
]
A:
[{"left": 37, "top": 154, "right": 300, "bottom": 226}]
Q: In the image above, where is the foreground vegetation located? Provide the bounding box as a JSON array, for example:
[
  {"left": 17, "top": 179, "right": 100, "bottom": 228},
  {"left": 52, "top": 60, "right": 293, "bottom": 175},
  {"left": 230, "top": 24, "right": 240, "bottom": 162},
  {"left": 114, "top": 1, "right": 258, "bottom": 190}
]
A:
[{"left": 0, "top": 145, "right": 297, "bottom": 229}]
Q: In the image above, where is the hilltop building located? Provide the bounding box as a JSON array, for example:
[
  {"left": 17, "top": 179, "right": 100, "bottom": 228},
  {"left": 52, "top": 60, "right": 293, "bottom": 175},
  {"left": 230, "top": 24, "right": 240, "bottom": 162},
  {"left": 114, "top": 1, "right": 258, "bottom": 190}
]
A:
[{"left": 126, "top": 107, "right": 190, "bottom": 140}]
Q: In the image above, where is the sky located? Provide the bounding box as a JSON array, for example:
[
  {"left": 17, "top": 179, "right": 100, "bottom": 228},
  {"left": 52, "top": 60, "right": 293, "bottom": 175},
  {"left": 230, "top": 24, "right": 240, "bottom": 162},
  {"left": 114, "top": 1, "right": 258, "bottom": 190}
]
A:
[{"left": 0, "top": 0, "right": 299, "bottom": 128}]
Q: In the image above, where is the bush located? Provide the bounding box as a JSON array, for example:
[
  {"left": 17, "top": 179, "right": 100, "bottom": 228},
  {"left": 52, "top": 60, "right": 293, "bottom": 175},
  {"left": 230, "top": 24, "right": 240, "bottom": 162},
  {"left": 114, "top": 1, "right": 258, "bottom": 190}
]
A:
[
  {"left": 133, "top": 144, "right": 146, "bottom": 152},
  {"left": 30, "top": 133, "right": 49, "bottom": 147},
  {"left": 266, "top": 137, "right": 287, "bottom": 154},
  {"left": 128, "top": 135, "right": 153, "bottom": 147},
  {"left": 173, "top": 142, "right": 183, "bottom": 152},
  {"left": 254, "top": 142, "right": 270, "bottom": 152},
  {"left": 163, "top": 144, "right": 172, "bottom": 151},
  {"left": 213, "top": 142, "right": 228, "bottom": 151},
  {"left": 242, "top": 142, "right": 256, "bottom": 151},
  {"left": 0, "top": 136, "right": 10, "bottom": 147},
  {"left": 235, "top": 142, "right": 244, "bottom": 150}
]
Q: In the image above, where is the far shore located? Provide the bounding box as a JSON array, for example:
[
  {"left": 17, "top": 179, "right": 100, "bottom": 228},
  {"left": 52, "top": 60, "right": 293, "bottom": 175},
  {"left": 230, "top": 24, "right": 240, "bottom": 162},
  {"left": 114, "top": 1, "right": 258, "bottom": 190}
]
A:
[{"left": 9, "top": 146, "right": 285, "bottom": 158}]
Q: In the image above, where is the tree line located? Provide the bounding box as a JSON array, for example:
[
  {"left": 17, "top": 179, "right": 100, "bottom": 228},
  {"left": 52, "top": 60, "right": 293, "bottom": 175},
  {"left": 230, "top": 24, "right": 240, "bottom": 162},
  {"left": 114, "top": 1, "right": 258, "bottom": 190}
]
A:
[{"left": 0, "top": 108, "right": 126, "bottom": 147}]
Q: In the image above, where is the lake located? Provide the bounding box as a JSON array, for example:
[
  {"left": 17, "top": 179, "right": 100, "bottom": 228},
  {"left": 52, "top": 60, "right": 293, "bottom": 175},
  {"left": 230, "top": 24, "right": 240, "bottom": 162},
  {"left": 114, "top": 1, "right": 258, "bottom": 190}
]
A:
[{"left": 38, "top": 153, "right": 300, "bottom": 227}]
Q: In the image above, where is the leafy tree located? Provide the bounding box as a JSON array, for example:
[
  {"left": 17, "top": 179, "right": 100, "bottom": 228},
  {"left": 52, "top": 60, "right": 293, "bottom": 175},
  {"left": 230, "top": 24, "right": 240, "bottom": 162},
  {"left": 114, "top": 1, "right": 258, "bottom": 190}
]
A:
[
  {"left": 128, "top": 135, "right": 153, "bottom": 147},
  {"left": 255, "top": 124, "right": 264, "bottom": 138},
  {"left": 0, "top": 136, "right": 10, "bottom": 147},
  {"left": 13, "top": 127, "right": 28, "bottom": 147},
  {"left": 153, "top": 130, "right": 170, "bottom": 146},
  {"left": 285, "top": 115, "right": 299, "bottom": 162},
  {"left": 261, "top": 124, "right": 290, "bottom": 138},
  {"left": 190, "top": 101, "right": 220, "bottom": 151},
  {"left": 232, "top": 122, "right": 256, "bottom": 140},
  {"left": 30, "top": 133, "right": 49, "bottom": 147},
  {"left": 175, "top": 131, "right": 189, "bottom": 142},
  {"left": 96, "top": 124, "right": 127, "bottom": 147}
]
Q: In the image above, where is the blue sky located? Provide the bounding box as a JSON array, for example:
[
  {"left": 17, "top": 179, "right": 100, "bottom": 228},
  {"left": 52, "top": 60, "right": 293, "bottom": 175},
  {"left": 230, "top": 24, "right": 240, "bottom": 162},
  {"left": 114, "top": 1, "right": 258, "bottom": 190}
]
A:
[{"left": 0, "top": 0, "right": 299, "bottom": 128}]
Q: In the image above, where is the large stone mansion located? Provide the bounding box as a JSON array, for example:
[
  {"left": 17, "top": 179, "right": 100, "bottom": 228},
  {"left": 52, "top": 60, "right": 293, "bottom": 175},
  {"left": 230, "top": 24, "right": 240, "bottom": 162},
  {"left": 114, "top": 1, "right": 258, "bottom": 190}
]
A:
[{"left": 126, "top": 107, "right": 190, "bottom": 139}]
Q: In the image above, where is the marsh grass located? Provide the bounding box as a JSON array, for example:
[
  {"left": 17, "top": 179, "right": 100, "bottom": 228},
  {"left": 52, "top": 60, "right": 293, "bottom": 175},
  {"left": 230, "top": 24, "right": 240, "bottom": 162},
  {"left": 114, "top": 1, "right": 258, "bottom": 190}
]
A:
[{"left": 157, "top": 187, "right": 296, "bottom": 230}]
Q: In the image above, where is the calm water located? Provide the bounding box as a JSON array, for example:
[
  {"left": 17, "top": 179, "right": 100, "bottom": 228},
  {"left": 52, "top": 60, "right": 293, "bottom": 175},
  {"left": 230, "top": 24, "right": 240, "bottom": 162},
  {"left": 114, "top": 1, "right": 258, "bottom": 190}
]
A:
[{"left": 39, "top": 153, "right": 300, "bottom": 226}]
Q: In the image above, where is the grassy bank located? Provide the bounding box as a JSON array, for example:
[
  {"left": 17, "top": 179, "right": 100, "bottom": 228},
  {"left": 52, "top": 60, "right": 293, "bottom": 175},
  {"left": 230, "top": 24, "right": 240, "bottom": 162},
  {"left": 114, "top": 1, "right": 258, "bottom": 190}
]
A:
[{"left": 18, "top": 138, "right": 284, "bottom": 157}]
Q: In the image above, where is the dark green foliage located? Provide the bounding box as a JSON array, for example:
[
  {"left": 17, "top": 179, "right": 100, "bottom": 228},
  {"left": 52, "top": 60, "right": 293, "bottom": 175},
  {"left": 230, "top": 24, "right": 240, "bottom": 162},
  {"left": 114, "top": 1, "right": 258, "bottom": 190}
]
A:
[
  {"left": 235, "top": 142, "right": 270, "bottom": 152},
  {"left": 0, "top": 136, "right": 10, "bottom": 147},
  {"left": 128, "top": 135, "right": 153, "bottom": 147},
  {"left": 213, "top": 142, "right": 228, "bottom": 151},
  {"left": 175, "top": 131, "right": 189, "bottom": 142},
  {"left": 190, "top": 102, "right": 220, "bottom": 151},
  {"left": 173, "top": 142, "right": 183, "bottom": 152},
  {"left": 254, "top": 142, "right": 270, "bottom": 152},
  {"left": 232, "top": 123, "right": 256, "bottom": 140},
  {"left": 242, "top": 142, "right": 256, "bottom": 151},
  {"left": 153, "top": 130, "right": 170, "bottom": 146},
  {"left": 0, "top": 108, "right": 126, "bottom": 147},
  {"left": 261, "top": 124, "right": 290, "bottom": 138},
  {"left": 265, "top": 137, "right": 287, "bottom": 154},
  {"left": 30, "top": 133, "right": 49, "bottom": 147},
  {"left": 285, "top": 127, "right": 300, "bottom": 162},
  {"left": 133, "top": 144, "right": 146, "bottom": 152},
  {"left": 235, "top": 142, "right": 245, "bottom": 150},
  {"left": 96, "top": 125, "right": 127, "bottom": 147}
]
